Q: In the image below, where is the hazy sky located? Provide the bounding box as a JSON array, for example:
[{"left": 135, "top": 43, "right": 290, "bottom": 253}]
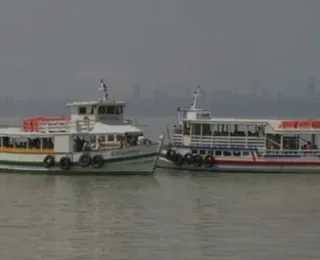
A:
[{"left": 0, "top": 0, "right": 319, "bottom": 100}]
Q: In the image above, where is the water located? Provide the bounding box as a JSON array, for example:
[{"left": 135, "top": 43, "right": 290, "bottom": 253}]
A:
[
  {"left": 1, "top": 173, "right": 320, "bottom": 259},
  {"left": 1, "top": 117, "right": 320, "bottom": 259}
]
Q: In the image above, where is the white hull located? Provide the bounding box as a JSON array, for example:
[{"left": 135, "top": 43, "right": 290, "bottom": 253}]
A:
[
  {"left": 157, "top": 149, "right": 320, "bottom": 174},
  {"left": 0, "top": 142, "right": 163, "bottom": 175}
]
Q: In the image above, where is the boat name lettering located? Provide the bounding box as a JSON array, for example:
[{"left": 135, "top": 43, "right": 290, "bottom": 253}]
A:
[
  {"left": 196, "top": 112, "right": 210, "bottom": 119},
  {"left": 111, "top": 149, "right": 140, "bottom": 157}
]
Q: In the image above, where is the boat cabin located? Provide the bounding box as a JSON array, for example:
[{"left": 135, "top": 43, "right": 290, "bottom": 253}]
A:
[
  {"left": 0, "top": 79, "right": 146, "bottom": 154},
  {"left": 170, "top": 86, "right": 320, "bottom": 157}
]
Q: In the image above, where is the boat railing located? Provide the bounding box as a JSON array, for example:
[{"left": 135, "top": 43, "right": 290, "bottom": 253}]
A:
[
  {"left": 172, "top": 133, "right": 183, "bottom": 144},
  {"left": 190, "top": 135, "right": 265, "bottom": 147},
  {"left": 263, "top": 149, "right": 320, "bottom": 157},
  {"left": 38, "top": 119, "right": 95, "bottom": 133}
]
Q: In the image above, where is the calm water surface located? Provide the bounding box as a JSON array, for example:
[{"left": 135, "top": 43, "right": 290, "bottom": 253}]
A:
[{"left": 1, "top": 172, "right": 320, "bottom": 259}]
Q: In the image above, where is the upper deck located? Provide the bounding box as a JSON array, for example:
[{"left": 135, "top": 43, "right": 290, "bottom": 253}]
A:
[
  {"left": 1, "top": 79, "right": 142, "bottom": 136},
  {"left": 177, "top": 86, "right": 320, "bottom": 134}
]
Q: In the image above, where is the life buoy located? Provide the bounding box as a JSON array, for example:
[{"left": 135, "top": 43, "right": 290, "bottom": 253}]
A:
[
  {"left": 166, "top": 149, "right": 177, "bottom": 161},
  {"left": 204, "top": 155, "right": 215, "bottom": 167},
  {"left": 60, "top": 157, "right": 71, "bottom": 171},
  {"left": 184, "top": 153, "right": 194, "bottom": 165},
  {"left": 79, "top": 154, "right": 91, "bottom": 167},
  {"left": 43, "top": 155, "right": 55, "bottom": 168},
  {"left": 91, "top": 154, "right": 104, "bottom": 168},
  {"left": 174, "top": 154, "right": 184, "bottom": 166},
  {"left": 193, "top": 155, "right": 203, "bottom": 167}
]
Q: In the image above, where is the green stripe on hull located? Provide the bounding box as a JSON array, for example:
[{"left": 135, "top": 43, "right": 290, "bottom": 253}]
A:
[{"left": 0, "top": 152, "right": 158, "bottom": 167}]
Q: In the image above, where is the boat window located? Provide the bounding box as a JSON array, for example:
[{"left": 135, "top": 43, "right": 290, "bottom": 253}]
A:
[
  {"left": 90, "top": 135, "right": 96, "bottom": 143},
  {"left": 183, "top": 122, "right": 190, "bottom": 135},
  {"left": 215, "top": 150, "right": 222, "bottom": 156},
  {"left": 98, "top": 106, "right": 106, "bottom": 114},
  {"left": 73, "top": 135, "right": 91, "bottom": 152},
  {"left": 191, "top": 124, "right": 201, "bottom": 135},
  {"left": 98, "top": 135, "right": 106, "bottom": 142},
  {"left": 199, "top": 150, "right": 206, "bottom": 155},
  {"left": 0, "top": 136, "right": 55, "bottom": 152},
  {"left": 106, "top": 106, "right": 115, "bottom": 114},
  {"left": 191, "top": 149, "right": 197, "bottom": 154},
  {"left": 207, "top": 150, "right": 213, "bottom": 155},
  {"left": 78, "top": 106, "right": 87, "bottom": 115},
  {"left": 202, "top": 124, "right": 211, "bottom": 136},
  {"left": 242, "top": 151, "right": 250, "bottom": 156},
  {"left": 223, "top": 151, "right": 231, "bottom": 156},
  {"left": 233, "top": 151, "right": 241, "bottom": 156},
  {"left": 107, "top": 135, "right": 115, "bottom": 142},
  {"left": 116, "top": 106, "right": 123, "bottom": 115},
  {"left": 247, "top": 124, "right": 257, "bottom": 136},
  {"left": 116, "top": 135, "right": 123, "bottom": 141}
]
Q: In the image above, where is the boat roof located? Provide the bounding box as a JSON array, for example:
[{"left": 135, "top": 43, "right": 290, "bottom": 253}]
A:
[
  {"left": 66, "top": 100, "right": 126, "bottom": 107},
  {"left": 180, "top": 86, "right": 320, "bottom": 132},
  {"left": 195, "top": 117, "right": 273, "bottom": 124},
  {"left": 0, "top": 123, "right": 142, "bottom": 137}
]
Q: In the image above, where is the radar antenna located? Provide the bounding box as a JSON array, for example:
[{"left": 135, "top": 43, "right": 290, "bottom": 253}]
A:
[
  {"left": 190, "top": 85, "right": 201, "bottom": 110},
  {"left": 99, "top": 79, "right": 108, "bottom": 100}
]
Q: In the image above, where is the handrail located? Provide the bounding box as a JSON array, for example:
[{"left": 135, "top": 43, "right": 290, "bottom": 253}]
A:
[
  {"left": 263, "top": 149, "right": 320, "bottom": 157},
  {"left": 266, "top": 137, "right": 281, "bottom": 148}
]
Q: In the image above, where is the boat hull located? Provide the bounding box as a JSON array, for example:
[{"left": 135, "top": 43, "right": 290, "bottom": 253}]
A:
[
  {"left": 0, "top": 155, "right": 158, "bottom": 175},
  {"left": 157, "top": 149, "right": 320, "bottom": 174},
  {"left": 0, "top": 142, "right": 163, "bottom": 175}
]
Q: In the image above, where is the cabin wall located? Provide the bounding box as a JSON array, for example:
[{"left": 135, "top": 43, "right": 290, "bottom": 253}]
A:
[
  {"left": 54, "top": 135, "right": 72, "bottom": 153},
  {"left": 0, "top": 153, "right": 45, "bottom": 163}
]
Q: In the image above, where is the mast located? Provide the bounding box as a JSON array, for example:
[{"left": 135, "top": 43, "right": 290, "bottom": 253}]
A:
[
  {"left": 99, "top": 79, "right": 108, "bottom": 100},
  {"left": 190, "top": 85, "right": 201, "bottom": 110}
]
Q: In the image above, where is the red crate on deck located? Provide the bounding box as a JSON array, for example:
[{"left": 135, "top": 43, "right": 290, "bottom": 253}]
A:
[{"left": 23, "top": 116, "right": 70, "bottom": 132}]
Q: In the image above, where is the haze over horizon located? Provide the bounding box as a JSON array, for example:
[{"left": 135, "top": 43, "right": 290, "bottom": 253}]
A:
[{"left": 0, "top": 0, "right": 320, "bottom": 115}]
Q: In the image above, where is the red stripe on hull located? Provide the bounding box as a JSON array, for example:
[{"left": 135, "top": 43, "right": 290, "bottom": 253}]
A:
[{"left": 215, "top": 160, "right": 320, "bottom": 166}]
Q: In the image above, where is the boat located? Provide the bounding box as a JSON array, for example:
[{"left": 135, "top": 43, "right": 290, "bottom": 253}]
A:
[
  {"left": 157, "top": 85, "right": 320, "bottom": 173},
  {"left": 0, "top": 79, "right": 164, "bottom": 174}
]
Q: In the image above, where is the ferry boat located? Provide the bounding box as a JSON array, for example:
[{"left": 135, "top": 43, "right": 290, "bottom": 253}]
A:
[
  {"left": 0, "top": 79, "right": 164, "bottom": 174},
  {"left": 157, "top": 86, "right": 320, "bottom": 173}
]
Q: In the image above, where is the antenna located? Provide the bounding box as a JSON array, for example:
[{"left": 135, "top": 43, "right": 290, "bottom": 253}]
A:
[
  {"left": 190, "top": 85, "right": 201, "bottom": 110},
  {"left": 99, "top": 79, "right": 108, "bottom": 100}
]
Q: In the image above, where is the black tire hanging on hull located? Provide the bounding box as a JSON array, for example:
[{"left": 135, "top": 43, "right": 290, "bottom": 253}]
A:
[
  {"left": 43, "top": 155, "right": 55, "bottom": 168},
  {"left": 79, "top": 154, "right": 91, "bottom": 167},
  {"left": 59, "top": 157, "right": 72, "bottom": 171},
  {"left": 184, "top": 153, "right": 194, "bottom": 165},
  {"left": 91, "top": 155, "right": 104, "bottom": 169},
  {"left": 166, "top": 149, "right": 177, "bottom": 161},
  {"left": 174, "top": 154, "right": 184, "bottom": 166},
  {"left": 193, "top": 155, "right": 203, "bottom": 167},
  {"left": 204, "top": 155, "right": 215, "bottom": 167}
]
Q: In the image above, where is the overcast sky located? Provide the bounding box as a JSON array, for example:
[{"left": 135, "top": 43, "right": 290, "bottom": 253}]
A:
[{"left": 0, "top": 0, "right": 319, "bottom": 100}]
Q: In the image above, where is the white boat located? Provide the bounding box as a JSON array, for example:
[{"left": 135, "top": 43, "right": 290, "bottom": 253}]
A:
[
  {"left": 0, "top": 79, "right": 164, "bottom": 175},
  {"left": 157, "top": 86, "right": 320, "bottom": 173}
]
